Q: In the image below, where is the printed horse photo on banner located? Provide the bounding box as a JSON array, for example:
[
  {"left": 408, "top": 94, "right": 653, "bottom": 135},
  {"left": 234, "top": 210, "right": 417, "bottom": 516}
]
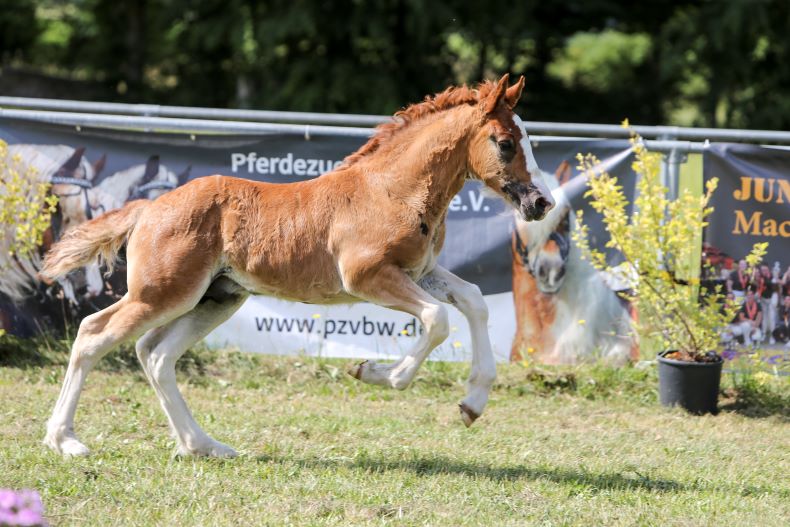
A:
[
  {"left": 1, "top": 145, "right": 110, "bottom": 307},
  {"left": 40, "top": 74, "right": 556, "bottom": 458},
  {"left": 510, "top": 157, "right": 638, "bottom": 365},
  {"left": 0, "top": 144, "right": 190, "bottom": 335}
]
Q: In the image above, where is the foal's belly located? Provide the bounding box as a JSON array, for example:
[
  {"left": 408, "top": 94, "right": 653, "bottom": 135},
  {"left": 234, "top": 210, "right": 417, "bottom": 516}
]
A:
[
  {"left": 226, "top": 261, "right": 356, "bottom": 305},
  {"left": 223, "top": 215, "right": 443, "bottom": 304}
]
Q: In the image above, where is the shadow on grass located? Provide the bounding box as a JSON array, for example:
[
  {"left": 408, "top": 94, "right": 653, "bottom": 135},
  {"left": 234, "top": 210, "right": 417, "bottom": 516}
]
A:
[
  {"left": 0, "top": 334, "right": 69, "bottom": 368},
  {"left": 716, "top": 369, "right": 790, "bottom": 420},
  {"left": 254, "top": 453, "right": 686, "bottom": 493},
  {"left": 0, "top": 334, "right": 208, "bottom": 376},
  {"left": 719, "top": 386, "right": 790, "bottom": 421}
]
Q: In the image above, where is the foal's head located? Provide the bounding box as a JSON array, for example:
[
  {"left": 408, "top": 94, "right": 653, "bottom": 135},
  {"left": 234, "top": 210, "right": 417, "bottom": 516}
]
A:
[{"left": 467, "top": 74, "right": 554, "bottom": 222}]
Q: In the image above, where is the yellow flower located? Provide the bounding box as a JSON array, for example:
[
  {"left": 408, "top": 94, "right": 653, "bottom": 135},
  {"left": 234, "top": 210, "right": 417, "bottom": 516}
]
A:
[
  {"left": 753, "top": 371, "right": 773, "bottom": 386},
  {"left": 452, "top": 341, "right": 463, "bottom": 349},
  {"left": 577, "top": 319, "right": 586, "bottom": 325},
  {"left": 527, "top": 347, "right": 535, "bottom": 354}
]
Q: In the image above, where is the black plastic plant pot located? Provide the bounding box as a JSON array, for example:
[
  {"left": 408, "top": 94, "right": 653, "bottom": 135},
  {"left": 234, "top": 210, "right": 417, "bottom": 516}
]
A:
[{"left": 657, "top": 351, "right": 723, "bottom": 415}]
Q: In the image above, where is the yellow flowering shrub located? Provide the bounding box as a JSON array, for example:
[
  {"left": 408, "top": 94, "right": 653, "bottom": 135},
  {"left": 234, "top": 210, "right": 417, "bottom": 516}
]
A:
[
  {"left": 0, "top": 139, "right": 60, "bottom": 335},
  {"left": 0, "top": 139, "right": 58, "bottom": 260},
  {"left": 572, "top": 127, "right": 767, "bottom": 358}
]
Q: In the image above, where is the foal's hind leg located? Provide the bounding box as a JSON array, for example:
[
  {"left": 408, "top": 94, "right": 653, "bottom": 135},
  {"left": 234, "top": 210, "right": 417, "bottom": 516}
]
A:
[
  {"left": 135, "top": 285, "right": 247, "bottom": 457},
  {"left": 417, "top": 266, "right": 496, "bottom": 427},
  {"left": 44, "top": 296, "right": 161, "bottom": 456}
]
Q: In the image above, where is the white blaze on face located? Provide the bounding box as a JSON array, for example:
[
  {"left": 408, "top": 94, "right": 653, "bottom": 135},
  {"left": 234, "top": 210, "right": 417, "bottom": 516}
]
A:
[
  {"left": 512, "top": 114, "right": 554, "bottom": 208},
  {"left": 512, "top": 114, "right": 540, "bottom": 175}
]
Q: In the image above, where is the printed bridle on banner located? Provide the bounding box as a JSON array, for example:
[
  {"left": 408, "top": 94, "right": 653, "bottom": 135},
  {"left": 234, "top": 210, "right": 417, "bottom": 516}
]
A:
[
  {"left": 512, "top": 226, "right": 570, "bottom": 276},
  {"left": 50, "top": 175, "right": 103, "bottom": 222},
  {"left": 50, "top": 177, "right": 178, "bottom": 223},
  {"left": 130, "top": 180, "right": 177, "bottom": 200}
]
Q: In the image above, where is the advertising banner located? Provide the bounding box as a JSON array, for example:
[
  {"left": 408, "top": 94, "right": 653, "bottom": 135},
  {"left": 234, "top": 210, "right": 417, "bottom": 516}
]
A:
[
  {"left": 0, "top": 117, "right": 639, "bottom": 363},
  {"left": 704, "top": 144, "right": 790, "bottom": 356}
]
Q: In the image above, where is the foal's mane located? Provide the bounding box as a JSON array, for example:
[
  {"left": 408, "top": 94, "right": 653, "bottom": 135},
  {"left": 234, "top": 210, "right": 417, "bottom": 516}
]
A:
[{"left": 343, "top": 80, "right": 498, "bottom": 166}]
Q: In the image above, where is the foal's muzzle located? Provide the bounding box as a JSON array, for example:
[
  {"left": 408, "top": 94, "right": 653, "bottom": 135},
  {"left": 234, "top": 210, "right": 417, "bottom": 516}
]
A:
[
  {"left": 518, "top": 185, "right": 555, "bottom": 221},
  {"left": 519, "top": 191, "right": 554, "bottom": 222},
  {"left": 503, "top": 181, "right": 555, "bottom": 222}
]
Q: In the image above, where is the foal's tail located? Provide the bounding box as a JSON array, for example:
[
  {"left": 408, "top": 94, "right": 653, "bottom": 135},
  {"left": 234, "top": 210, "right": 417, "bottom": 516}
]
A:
[{"left": 41, "top": 200, "right": 150, "bottom": 280}]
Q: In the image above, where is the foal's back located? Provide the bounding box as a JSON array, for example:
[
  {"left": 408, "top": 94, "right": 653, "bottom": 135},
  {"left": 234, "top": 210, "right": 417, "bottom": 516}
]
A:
[{"left": 126, "top": 172, "right": 363, "bottom": 304}]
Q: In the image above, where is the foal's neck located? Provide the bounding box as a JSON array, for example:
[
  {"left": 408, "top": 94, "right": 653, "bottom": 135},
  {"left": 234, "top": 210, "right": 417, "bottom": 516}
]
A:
[{"left": 375, "top": 106, "right": 477, "bottom": 220}]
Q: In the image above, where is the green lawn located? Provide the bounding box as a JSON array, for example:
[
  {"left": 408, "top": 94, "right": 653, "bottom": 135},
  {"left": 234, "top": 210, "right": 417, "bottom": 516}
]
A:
[{"left": 0, "top": 342, "right": 788, "bottom": 526}]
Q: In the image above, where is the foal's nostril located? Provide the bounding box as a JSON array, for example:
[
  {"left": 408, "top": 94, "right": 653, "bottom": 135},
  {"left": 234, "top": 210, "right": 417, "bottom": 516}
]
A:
[{"left": 534, "top": 196, "right": 552, "bottom": 216}]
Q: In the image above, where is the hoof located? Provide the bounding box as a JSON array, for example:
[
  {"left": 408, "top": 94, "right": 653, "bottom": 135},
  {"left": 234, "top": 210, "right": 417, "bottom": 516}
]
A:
[
  {"left": 458, "top": 402, "right": 480, "bottom": 428},
  {"left": 176, "top": 440, "right": 238, "bottom": 459},
  {"left": 347, "top": 360, "right": 368, "bottom": 380},
  {"left": 44, "top": 435, "right": 91, "bottom": 457},
  {"left": 390, "top": 378, "right": 410, "bottom": 391}
]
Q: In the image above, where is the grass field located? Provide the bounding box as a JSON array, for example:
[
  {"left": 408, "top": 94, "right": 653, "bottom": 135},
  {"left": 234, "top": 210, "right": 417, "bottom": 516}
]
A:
[{"left": 1, "top": 340, "right": 788, "bottom": 526}]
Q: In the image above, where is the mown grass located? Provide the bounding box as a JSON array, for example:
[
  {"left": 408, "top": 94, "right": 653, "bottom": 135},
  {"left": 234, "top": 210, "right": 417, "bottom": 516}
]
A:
[{"left": 1, "top": 338, "right": 788, "bottom": 526}]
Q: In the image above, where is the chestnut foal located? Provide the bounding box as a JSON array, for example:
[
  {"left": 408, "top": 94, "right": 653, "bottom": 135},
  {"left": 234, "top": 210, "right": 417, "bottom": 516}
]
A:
[{"left": 42, "top": 74, "right": 554, "bottom": 457}]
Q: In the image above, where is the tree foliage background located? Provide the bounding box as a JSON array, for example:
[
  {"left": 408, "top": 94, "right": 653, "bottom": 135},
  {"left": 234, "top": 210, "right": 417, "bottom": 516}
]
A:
[{"left": 1, "top": 0, "right": 788, "bottom": 129}]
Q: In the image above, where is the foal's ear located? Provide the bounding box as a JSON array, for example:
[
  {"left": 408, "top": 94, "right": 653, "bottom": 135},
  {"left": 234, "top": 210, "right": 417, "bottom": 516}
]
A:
[
  {"left": 484, "top": 73, "right": 510, "bottom": 115},
  {"left": 505, "top": 76, "right": 525, "bottom": 109}
]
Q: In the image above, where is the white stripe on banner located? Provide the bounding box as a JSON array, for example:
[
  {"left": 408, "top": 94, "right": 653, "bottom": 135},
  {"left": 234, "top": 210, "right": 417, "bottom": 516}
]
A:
[{"left": 204, "top": 293, "right": 516, "bottom": 363}]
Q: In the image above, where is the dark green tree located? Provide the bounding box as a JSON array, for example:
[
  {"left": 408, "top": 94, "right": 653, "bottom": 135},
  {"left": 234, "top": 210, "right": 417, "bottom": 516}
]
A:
[
  {"left": 3, "top": 0, "right": 790, "bottom": 129},
  {"left": 0, "top": 0, "right": 38, "bottom": 62}
]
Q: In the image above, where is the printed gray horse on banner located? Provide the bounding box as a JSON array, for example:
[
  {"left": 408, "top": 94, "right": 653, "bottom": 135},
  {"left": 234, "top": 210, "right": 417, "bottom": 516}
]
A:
[
  {"left": 0, "top": 145, "right": 188, "bottom": 305},
  {"left": 1, "top": 145, "right": 110, "bottom": 304}
]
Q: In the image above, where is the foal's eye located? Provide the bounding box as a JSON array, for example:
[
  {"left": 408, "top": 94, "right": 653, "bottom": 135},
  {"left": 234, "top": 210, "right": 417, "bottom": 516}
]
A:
[
  {"left": 497, "top": 138, "right": 516, "bottom": 162},
  {"left": 498, "top": 138, "right": 515, "bottom": 151}
]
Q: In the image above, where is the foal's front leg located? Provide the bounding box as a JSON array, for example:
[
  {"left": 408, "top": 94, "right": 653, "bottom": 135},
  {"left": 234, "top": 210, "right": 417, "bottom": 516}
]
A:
[
  {"left": 346, "top": 265, "right": 450, "bottom": 390},
  {"left": 418, "top": 266, "right": 497, "bottom": 426}
]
